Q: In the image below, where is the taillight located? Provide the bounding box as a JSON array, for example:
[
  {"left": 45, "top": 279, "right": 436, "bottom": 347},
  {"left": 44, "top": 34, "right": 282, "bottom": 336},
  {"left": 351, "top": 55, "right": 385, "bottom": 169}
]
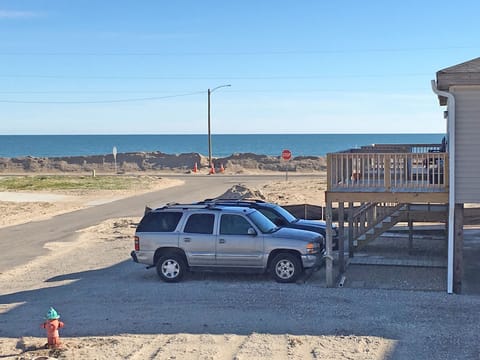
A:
[{"left": 134, "top": 236, "right": 139, "bottom": 251}]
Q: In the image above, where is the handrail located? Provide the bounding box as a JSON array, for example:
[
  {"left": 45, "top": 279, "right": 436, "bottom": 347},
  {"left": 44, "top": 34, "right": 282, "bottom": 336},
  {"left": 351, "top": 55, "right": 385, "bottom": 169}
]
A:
[
  {"left": 352, "top": 202, "right": 376, "bottom": 218},
  {"left": 335, "top": 143, "right": 443, "bottom": 154},
  {"left": 327, "top": 150, "right": 448, "bottom": 193}
]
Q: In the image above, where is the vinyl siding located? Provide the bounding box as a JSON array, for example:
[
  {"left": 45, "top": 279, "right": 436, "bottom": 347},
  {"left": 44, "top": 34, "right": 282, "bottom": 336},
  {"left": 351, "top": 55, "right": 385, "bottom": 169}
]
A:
[{"left": 451, "top": 88, "right": 480, "bottom": 203}]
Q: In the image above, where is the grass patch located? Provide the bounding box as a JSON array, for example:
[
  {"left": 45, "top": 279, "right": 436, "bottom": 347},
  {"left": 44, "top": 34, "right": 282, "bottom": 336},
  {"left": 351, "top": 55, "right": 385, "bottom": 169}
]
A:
[{"left": 0, "top": 175, "right": 152, "bottom": 191}]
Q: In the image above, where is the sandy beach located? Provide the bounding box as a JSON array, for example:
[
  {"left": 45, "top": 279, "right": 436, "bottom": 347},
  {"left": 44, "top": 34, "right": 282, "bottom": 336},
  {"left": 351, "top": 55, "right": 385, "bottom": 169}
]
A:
[{"left": 0, "top": 164, "right": 478, "bottom": 359}]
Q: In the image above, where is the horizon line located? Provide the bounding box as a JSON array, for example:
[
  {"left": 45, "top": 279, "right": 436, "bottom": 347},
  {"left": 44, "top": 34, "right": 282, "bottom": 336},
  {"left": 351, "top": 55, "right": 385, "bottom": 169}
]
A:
[{"left": 0, "top": 132, "right": 445, "bottom": 136}]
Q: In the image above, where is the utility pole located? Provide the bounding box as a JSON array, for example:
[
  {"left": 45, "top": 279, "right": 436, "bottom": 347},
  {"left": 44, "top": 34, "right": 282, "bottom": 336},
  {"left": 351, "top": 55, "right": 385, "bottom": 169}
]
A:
[{"left": 208, "top": 84, "right": 231, "bottom": 169}]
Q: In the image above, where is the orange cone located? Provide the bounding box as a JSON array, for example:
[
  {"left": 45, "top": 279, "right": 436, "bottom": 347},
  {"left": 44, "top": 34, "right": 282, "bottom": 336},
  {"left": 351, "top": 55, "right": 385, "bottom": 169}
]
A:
[
  {"left": 220, "top": 163, "right": 225, "bottom": 173},
  {"left": 209, "top": 164, "right": 215, "bottom": 175},
  {"left": 193, "top": 162, "right": 198, "bottom": 173}
]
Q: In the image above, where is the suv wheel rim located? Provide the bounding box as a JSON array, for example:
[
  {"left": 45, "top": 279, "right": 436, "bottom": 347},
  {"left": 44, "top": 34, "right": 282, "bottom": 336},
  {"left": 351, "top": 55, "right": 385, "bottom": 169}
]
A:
[
  {"left": 162, "top": 259, "right": 179, "bottom": 278},
  {"left": 275, "top": 259, "right": 294, "bottom": 279}
]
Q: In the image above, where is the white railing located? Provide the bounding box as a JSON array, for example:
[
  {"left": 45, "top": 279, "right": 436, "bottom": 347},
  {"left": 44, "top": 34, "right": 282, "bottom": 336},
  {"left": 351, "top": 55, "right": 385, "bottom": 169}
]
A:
[
  {"left": 348, "top": 143, "right": 444, "bottom": 154},
  {"left": 327, "top": 151, "right": 448, "bottom": 192}
]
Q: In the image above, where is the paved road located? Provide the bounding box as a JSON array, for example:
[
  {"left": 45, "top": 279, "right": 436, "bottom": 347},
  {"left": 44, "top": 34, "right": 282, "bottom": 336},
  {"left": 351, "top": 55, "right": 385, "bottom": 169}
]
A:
[{"left": 0, "top": 174, "right": 282, "bottom": 273}]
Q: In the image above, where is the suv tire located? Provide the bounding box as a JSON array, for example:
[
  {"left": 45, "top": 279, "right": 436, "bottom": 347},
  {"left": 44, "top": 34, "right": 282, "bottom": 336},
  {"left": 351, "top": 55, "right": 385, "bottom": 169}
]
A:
[
  {"left": 156, "top": 253, "right": 186, "bottom": 282},
  {"left": 271, "top": 253, "right": 302, "bottom": 283}
]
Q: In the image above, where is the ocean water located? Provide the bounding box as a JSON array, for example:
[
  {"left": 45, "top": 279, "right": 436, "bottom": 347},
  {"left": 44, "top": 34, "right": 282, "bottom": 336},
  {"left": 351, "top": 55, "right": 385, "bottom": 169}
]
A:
[{"left": 0, "top": 133, "right": 444, "bottom": 158}]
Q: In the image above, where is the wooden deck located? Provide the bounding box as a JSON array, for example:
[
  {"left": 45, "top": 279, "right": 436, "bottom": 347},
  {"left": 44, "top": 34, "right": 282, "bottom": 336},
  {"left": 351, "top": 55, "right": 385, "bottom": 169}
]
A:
[
  {"left": 323, "top": 143, "right": 450, "bottom": 287},
  {"left": 326, "top": 143, "right": 448, "bottom": 203}
]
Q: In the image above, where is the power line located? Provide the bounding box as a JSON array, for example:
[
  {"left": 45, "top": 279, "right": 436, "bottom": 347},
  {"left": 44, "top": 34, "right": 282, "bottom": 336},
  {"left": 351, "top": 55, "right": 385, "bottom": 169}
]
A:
[
  {"left": 0, "top": 91, "right": 204, "bottom": 104},
  {"left": 0, "top": 87, "right": 431, "bottom": 95},
  {"left": 0, "top": 73, "right": 430, "bottom": 80},
  {"left": 0, "top": 86, "right": 434, "bottom": 103},
  {"left": 0, "top": 46, "right": 476, "bottom": 56},
  {"left": 0, "top": 90, "right": 174, "bottom": 94}
]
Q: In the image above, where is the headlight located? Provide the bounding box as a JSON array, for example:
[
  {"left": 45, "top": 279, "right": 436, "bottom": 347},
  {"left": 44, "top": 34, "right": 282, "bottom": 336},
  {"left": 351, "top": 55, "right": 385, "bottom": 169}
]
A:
[{"left": 306, "top": 242, "right": 320, "bottom": 254}]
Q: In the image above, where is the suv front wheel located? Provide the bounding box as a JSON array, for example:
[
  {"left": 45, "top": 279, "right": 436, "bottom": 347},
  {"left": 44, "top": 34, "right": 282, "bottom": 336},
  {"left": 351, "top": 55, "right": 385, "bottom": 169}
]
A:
[
  {"left": 271, "top": 253, "right": 302, "bottom": 283},
  {"left": 156, "top": 253, "right": 186, "bottom": 282}
]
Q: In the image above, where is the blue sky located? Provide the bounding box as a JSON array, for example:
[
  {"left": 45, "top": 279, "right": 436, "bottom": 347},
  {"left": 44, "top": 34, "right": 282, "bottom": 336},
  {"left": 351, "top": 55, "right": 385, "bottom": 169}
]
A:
[{"left": 0, "top": 0, "right": 478, "bottom": 134}]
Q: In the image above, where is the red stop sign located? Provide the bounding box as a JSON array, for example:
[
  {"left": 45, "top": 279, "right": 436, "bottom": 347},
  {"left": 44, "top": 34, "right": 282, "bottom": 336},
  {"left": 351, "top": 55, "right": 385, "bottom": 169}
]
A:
[{"left": 281, "top": 149, "right": 292, "bottom": 160}]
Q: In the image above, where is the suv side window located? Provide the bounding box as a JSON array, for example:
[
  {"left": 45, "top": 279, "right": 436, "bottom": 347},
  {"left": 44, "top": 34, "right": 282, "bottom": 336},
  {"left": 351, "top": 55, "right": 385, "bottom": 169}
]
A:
[
  {"left": 137, "top": 211, "right": 182, "bottom": 232},
  {"left": 184, "top": 213, "right": 214, "bottom": 234},
  {"left": 220, "top": 214, "right": 252, "bottom": 235},
  {"left": 257, "top": 208, "right": 282, "bottom": 224}
]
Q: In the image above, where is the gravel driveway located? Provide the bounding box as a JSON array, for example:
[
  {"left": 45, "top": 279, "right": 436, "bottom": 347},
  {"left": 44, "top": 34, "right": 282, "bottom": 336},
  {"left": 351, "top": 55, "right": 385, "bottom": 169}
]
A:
[{"left": 0, "top": 218, "right": 479, "bottom": 359}]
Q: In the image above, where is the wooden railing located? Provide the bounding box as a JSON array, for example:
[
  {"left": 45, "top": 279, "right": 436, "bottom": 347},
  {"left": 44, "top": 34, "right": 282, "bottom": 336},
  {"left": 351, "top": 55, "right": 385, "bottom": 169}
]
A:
[
  {"left": 351, "top": 202, "right": 403, "bottom": 241},
  {"left": 327, "top": 145, "right": 448, "bottom": 193},
  {"left": 347, "top": 143, "right": 444, "bottom": 154}
]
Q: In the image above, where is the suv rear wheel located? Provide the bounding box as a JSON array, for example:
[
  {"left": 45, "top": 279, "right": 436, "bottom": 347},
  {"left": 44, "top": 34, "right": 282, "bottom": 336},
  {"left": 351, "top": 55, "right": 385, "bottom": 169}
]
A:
[
  {"left": 271, "top": 253, "right": 302, "bottom": 283},
  {"left": 156, "top": 253, "right": 186, "bottom": 282}
]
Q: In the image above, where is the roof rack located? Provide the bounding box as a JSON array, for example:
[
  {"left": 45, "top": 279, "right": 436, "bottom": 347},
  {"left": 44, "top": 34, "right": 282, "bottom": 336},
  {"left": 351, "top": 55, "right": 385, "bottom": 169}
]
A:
[
  {"left": 157, "top": 202, "right": 220, "bottom": 210},
  {"left": 201, "top": 198, "right": 266, "bottom": 204}
]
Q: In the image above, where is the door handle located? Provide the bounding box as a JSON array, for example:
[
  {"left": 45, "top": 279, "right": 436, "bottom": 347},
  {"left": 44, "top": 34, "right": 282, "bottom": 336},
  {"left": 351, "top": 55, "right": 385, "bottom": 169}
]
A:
[
  {"left": 218, "top": 238, "right": 225, "bottom": 244},
  {"left": 183, "top": 238, "right": 191, "bottom": 242}
]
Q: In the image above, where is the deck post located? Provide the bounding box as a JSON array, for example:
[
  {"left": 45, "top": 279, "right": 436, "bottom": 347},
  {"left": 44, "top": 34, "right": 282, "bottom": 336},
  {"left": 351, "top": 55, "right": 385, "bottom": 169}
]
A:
[
  {"left": 444, "top": 221, "right": 449, "bottom": 254},
  {"left": 348, "top": 202, "right": 354, "bottom": 258},
  {"left": 325, "top": 201, "right": 334, "bottom": 287},
  {"left": 367, "top": 205, "right": 374, "bottom": 229},
  {"left": 326, "top": 154, "right": 332, "bottom": 191},
  {"left": 384, "top": 154, "right": 391, "bottom": 191},
  {"left": 408, "top": 218, "right": 414, "bottom": 254},
  {"left": 359, "top": 203, "right": 366, "bottom": 235},
  {"left": 338, "top": 202, "right": 345, "bottom": 273},
  {"left": 454, "top": 203, "right": 464, "bottom": 294}
]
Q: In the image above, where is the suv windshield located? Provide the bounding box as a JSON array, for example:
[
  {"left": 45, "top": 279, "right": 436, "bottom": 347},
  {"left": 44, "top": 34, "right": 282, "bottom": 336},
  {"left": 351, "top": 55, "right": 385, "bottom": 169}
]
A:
[
  {"left": 273, "top": 205, "right": 297, "bottom": 223},
  {"left": 247, "top": 211, "right": 277, "bottom": 233}
]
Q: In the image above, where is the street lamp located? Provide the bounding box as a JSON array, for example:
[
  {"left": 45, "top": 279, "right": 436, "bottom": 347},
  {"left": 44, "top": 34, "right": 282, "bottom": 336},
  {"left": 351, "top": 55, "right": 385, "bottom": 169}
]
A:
[{"left": 208, "top": 84, "right": 231, "bottom": 169}]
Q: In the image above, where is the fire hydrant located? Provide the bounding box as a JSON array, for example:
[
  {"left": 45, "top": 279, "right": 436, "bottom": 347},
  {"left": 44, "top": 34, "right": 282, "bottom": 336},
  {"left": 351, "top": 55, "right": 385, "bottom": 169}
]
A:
[{"left": 41, "top": 307, "right": 64, "bottom": 348}]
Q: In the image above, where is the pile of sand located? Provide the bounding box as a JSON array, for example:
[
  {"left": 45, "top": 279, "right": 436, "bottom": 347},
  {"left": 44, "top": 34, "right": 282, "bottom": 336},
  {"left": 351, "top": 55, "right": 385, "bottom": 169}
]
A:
[
  {"left": 0, "top": 152, "right": 326, "bottom": 174},
  {"left": 215, "top": 184, "right": 266, "bottom": 200}
]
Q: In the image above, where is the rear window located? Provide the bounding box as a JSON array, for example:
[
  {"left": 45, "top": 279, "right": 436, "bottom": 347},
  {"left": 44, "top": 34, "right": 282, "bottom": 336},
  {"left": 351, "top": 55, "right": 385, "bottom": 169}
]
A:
[{"left": 136, "top": 211, "right": 182, "bottom": 232}]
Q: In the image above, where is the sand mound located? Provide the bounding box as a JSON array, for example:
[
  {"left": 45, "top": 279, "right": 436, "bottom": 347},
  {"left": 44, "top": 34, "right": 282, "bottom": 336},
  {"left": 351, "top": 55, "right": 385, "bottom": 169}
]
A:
[
  {"left": 216, "top": 184, "right": 266, "bottom": 200},
  {"left": 0, "top": 152, "right": 326, "bottom": 174}
]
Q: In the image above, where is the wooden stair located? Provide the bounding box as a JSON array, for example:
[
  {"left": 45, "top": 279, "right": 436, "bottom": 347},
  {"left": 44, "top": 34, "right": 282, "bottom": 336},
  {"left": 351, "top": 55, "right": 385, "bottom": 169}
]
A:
[
  {"left": 352, "top": 203, "right": 448, "bottom": 249},
  {"left": 353, "top": 203, "right": 405, "bottom": 248}
]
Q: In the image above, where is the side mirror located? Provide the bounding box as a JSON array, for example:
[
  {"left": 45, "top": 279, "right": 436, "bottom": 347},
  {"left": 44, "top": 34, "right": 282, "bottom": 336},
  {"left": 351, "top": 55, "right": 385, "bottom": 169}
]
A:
[{"left": 247, "top": 227, "right": 257, "bottom": 236}]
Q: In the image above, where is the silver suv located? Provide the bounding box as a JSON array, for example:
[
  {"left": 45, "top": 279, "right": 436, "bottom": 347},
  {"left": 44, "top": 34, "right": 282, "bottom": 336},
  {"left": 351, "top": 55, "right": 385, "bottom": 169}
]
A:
[{"left": 131, "top": 203, "right": 324, "bottom": 283}]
